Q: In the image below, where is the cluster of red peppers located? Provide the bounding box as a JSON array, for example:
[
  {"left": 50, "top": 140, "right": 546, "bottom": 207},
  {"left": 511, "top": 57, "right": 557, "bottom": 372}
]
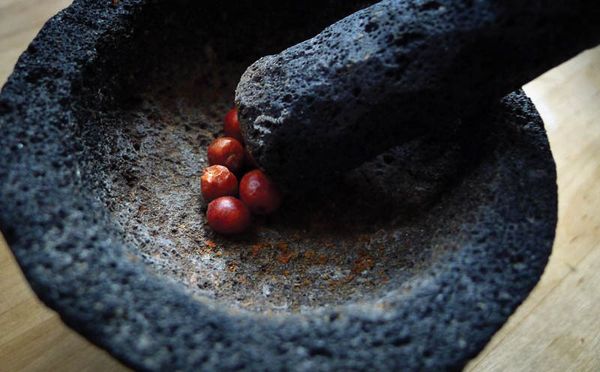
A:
[{"left": 201, "top": 108, "right": 282, "bottom": 234}]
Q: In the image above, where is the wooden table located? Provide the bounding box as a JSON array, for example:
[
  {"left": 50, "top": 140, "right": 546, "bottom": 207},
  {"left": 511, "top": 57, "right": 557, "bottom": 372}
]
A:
[{"left": 1, "top": 1, "right": 599, "bottom": 371}]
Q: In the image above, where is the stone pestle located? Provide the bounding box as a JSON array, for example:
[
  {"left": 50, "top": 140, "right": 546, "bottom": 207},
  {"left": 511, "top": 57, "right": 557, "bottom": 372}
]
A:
[{"left": 235, "top": 0, "right": 600, "bottom": 191}]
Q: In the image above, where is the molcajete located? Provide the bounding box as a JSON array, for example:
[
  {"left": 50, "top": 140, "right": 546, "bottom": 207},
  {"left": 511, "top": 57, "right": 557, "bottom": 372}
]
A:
[{"left": 0, "top": 1, "right": 557, "bottom": 370}]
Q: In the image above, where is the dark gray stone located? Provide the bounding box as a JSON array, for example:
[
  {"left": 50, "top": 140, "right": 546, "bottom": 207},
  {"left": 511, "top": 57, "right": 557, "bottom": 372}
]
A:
[
  {"left": 0, "top": 0, "right": 557, "bottom": 371},
  {"left": 236, "top": 0, "right": 600, "bottom": 190}
]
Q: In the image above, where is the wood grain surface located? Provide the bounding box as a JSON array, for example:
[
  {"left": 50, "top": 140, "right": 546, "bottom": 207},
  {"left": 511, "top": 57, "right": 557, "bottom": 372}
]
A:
[{"left": 0, "top": 1, "right": 599, "bottom": 371}]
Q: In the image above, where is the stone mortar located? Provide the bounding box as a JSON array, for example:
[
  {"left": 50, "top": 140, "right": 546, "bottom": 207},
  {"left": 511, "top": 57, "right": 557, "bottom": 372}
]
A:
[
  {"left": 0, "top": 0, "right": 556, "bottom": 370},
  {"left": 236, "top": 0, "right": 600, "bottom": 191}
]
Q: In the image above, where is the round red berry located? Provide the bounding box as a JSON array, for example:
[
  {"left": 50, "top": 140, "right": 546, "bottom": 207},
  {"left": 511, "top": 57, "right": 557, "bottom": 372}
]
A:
[
  {"left": 201, "top": 165, "right": 238, "bottom": 202},
  {"left": 206, "top": 196, "right": 251, "bottom": 234},
  {"left": 224, "top": 107, "right": 243, "bottom": 143},
  {"left": 240, "top": 169, "right": 282, "bottom": 215},
  {"left": 207, "top": 137, "right": 245, "bottom": 173}
]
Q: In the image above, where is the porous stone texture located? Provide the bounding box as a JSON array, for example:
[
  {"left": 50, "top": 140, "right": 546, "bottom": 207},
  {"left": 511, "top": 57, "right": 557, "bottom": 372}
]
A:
[
  {"left": 0, "top": 0, "right": 557, "bottom": 371},
  {"left": 236, "top": 0, "right": 600, "bottom": 190}
]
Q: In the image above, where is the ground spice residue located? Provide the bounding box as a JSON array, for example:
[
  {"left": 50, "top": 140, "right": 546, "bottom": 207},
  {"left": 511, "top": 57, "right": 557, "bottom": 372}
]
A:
[
  {"left": 251, "top": 242, "right": 270, "bottom": 257},
  {"left": 276, "top": 242, "right": 296, "bottom": 264}
]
